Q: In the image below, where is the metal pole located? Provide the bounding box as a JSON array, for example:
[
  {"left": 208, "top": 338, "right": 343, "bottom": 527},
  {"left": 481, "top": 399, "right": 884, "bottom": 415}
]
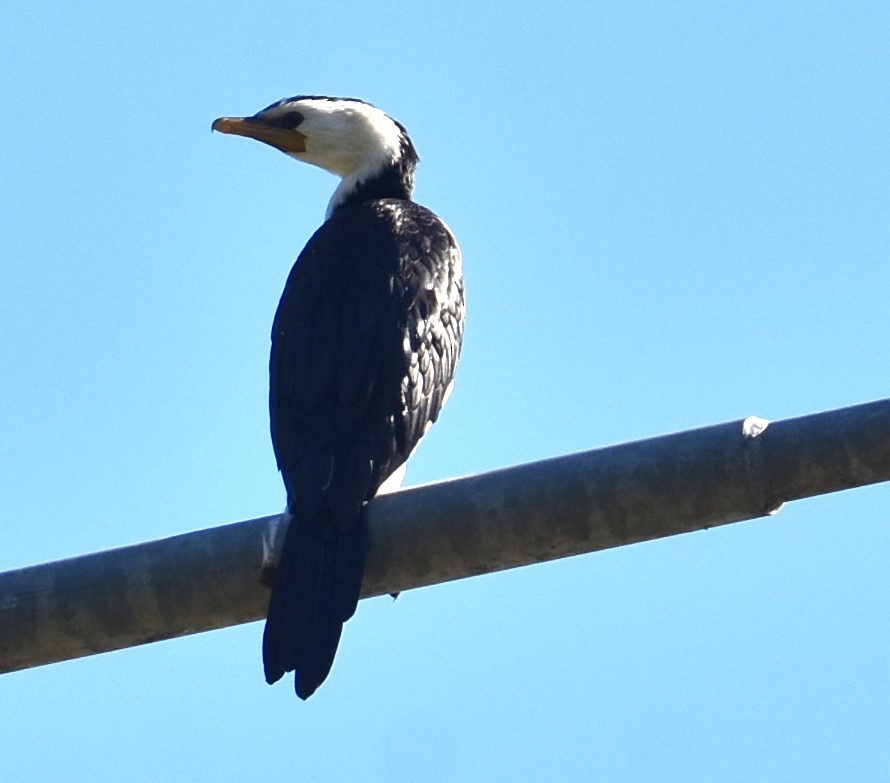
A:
[{"left": 2, "top": 398, "right": 888, "bottom": 674}]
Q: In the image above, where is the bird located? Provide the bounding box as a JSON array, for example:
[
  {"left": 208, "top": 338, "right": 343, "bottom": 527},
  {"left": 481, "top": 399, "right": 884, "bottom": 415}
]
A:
[{"left": 212, "top": 96, "right": 465, "bottom": 699}]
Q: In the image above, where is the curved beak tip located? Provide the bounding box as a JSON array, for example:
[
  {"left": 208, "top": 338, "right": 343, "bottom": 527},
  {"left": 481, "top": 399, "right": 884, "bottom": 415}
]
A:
[{"left": 211, "top": 117, "right": 239, "bottom": 134}]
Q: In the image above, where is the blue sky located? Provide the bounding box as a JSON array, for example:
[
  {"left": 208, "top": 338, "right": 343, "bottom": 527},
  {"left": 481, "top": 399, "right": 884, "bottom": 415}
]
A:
[{"left": 2, "top": 2, "right": 889, "bottom": 780}]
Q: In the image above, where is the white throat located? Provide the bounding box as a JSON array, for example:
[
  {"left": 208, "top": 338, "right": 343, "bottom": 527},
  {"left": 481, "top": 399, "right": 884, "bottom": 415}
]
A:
[
  {"left": 275, "top": 99, "right": 404, "bottom": 220},
  {"left": 325, "top": 157, "right": 391, "bottom": 219}
]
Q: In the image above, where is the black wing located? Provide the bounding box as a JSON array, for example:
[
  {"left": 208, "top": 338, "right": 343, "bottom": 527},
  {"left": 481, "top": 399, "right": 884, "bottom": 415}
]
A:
[{"left": 263, "top": 199, "right": 464, "bottom": 698}]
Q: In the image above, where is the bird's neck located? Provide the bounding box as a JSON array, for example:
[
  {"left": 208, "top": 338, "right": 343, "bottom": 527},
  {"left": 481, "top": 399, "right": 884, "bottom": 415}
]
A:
[{"left": 326, "top": 159, "right": 416, "bottom": 219}]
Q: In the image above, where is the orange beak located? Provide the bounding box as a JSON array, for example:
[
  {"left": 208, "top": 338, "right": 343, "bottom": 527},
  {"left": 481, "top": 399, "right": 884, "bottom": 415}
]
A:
[{"left": 211, "top": 116, "right": 307, "bottom": 154}]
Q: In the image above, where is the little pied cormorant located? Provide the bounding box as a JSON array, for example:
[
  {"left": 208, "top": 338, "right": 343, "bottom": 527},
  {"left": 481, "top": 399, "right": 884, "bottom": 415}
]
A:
[{"left": 212, "top": 96, "right": 465, "bottom": 699}]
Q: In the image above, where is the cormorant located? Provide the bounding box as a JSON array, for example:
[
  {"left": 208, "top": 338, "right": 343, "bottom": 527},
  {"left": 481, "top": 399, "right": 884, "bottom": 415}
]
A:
[{"left": 212, "top": 96, "right": 465, "bottom": 699}]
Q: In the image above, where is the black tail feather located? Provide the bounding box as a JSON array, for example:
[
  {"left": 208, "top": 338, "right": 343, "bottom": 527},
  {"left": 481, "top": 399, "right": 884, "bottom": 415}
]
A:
[{"left": 262, "top": 506, "right": 368, "bottom": 699}]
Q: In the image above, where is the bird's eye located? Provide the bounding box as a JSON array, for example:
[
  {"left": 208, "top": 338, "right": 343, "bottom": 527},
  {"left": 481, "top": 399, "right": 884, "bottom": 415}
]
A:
[
  {"left": 262, "top": 110, "right": 305, "bottom": 130},
  {"left": 281, "top": 111, "right": 304, "bottom": 128}
]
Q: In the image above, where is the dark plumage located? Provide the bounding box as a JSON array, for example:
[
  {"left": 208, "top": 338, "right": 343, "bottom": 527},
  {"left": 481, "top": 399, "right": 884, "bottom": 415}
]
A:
[{"left": 213, "top": 96, "right": 464, "bottom": 698}]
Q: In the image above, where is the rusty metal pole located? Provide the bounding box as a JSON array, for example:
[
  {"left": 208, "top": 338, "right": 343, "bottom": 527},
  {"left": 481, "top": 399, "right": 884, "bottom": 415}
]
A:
[{"left": 1, "top": 398, "right": 888, "bottom": 675}]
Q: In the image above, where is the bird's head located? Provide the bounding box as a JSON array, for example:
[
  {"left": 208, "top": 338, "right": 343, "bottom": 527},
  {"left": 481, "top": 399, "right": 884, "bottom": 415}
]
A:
[{"left": 213, "top": 96, "right": 418, "bottom": 216}]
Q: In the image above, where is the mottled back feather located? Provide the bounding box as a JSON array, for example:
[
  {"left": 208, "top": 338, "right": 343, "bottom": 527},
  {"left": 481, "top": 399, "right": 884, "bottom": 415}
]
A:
[{"left": 263, "top": 198, "right": 464, "bottom": 698}]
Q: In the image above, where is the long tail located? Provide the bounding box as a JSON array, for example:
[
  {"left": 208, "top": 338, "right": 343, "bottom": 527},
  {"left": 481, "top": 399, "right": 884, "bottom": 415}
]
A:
[{"left": 262, "top": 505, "right": 368, "bottom": 699}]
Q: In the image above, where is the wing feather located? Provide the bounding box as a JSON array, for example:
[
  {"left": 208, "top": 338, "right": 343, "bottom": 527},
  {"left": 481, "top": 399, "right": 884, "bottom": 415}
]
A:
[{"left": 264, "top": 199, "right": 464, "bottom": 698}]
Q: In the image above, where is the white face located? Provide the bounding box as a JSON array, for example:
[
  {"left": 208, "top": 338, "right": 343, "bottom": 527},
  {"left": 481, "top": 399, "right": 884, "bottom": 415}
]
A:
[
  {"left": 259, "top": 98, "right": 405, "bottom": 179},
  {"left": 213, "top": 96, "right": 416, "bottom": 219}
]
